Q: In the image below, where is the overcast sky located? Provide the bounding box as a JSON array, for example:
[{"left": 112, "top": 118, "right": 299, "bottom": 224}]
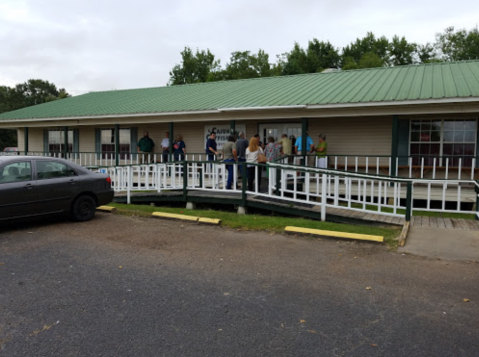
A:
[{"left": 1, "top": 0, "right": 478, "bottom": 96}]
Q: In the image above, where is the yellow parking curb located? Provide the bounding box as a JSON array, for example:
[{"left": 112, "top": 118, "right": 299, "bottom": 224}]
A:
[
  {"left": 97, "top": 206, "right": 117, "bottom": 213},
  {"left": 152, "top": 212, "right": 199, "bottom": 222},
  {"left": 284, "top": 226, "right": 384, "bottom": 243},
  {"left": 198, "top": 217, "right": 222, "bottom": 225}
]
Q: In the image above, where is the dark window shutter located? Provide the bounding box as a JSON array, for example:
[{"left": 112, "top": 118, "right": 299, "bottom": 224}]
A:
[
  {"left": 95, "top": 128, "right": 101, "bottom": 159},
  {"left": 130, "top": 127, "right": 138, "bottom": 154},
  {"left": 397, "top": 120, "right": 410, "bottom": 166},
  {"left": 73, "top": 129, "right": 80, "bottom": 153},
  {"left": 43, "top": 129, "right": 49, "bottom": 154}
]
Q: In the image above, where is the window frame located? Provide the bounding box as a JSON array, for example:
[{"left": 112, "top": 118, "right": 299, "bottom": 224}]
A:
[
  {"left": 48, "top": 129, "right": 74, "bottom": 154},
  {"left": 409, "top": 118, "right": 477, "bottom": 167},
  {"left": 100, "top": 128, "right": 131, "bottom": 159}
]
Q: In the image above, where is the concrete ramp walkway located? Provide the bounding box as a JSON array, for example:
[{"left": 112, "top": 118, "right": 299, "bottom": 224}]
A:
[{"left": 399, "top": 225, "right": 479, "bottom": 261}]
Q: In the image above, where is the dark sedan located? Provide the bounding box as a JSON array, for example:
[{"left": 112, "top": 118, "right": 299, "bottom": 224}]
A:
[{"left": 0, "top": 156, "right": 114, "bottom": 222}]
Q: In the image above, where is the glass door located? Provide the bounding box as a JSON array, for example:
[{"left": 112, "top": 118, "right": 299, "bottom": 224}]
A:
[{"left": 259, "top": 123, "right": 302, "bottom": 145}]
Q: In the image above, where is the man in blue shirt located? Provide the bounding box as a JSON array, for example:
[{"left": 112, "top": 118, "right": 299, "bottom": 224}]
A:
[
  {"left": 205, "top": 132, "right": 219, "bottom": 161},
  {"left": 294, "top": 132, "right": 314, "bottom": 155}
]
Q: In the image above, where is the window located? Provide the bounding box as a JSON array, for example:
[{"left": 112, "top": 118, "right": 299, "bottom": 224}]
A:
[
  {"left": 36, "top": 161, "right": 77, "bottom": 180},
  {"left": 101, "top": 128, "right": 131, "bottom": 159},
  {"left": 410, "top": 119, "right": 477, "bottom": 166},
  {"left": 49, "top": 130, "right": 73, "bottom": 154},
  {"left": 0, "top": 162, "right": 32, "bottom": 183}
]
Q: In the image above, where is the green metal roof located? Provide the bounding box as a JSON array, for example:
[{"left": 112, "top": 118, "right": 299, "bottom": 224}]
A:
[{"left": 1, "top": 60, "right": 479, "bottom": 121}]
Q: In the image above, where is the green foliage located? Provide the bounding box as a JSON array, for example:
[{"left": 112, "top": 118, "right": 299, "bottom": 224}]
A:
[
  {"left": 417, "top": 42, "right": 440, "bottom": 63},
  {"left": 8, "top": 79, "right": 69, "bottom": 111},
  {"left": 358, "top": 52, "right": 384, "bottom": 69},
  {"left": 436, "top": 26, "right": 479, "bottom": 61},
  {"left": 341, "top": 32, "right": 389, "bottom": 68},
  {"left": 169, "top": 25, "right": 479, "bottom": 82},
  {"left": 222, "top": 49, "right": 272, "bottom": 80},
  {"left": 0, "top": 79, "right": 70, "bottom": 149},
  {"left": 280, "top": 39, "right": 340, "bottom": 75},
  {"left": 389, "top": 35, "right": 416, "bottom": 65},
  {"left": 168, "top": 47, "right": 221, "bottom": 85}
]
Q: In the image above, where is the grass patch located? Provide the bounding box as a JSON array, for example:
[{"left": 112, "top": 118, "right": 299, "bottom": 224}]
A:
[{"left": 109, "top": 203, "right": 401, "bottom": 249}]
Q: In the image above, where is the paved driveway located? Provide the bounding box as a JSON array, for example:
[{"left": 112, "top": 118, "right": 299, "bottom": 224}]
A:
[{"left": 1, "top": 214, "right": 478, "bottom": 357}]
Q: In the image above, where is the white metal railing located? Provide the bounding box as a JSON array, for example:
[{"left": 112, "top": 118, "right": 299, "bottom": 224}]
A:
[
  {"left": 284, "top": 154, "right": 478, "bottom": 181},
  {"left": 94, "top": 161, "right": 479, "bottom": 222},
  {"left": 11, "top": 151, "right": 478, "bottom": 181}
]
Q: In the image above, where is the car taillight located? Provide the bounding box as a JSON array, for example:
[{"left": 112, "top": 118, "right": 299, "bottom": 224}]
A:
[{"left": 106, "top": 177, "right": 112, "bottom": 185}]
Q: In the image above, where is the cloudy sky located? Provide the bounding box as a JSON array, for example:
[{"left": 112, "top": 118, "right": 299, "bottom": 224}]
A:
[{"left": 0, "top": 0, "right": 478, "bottom": 95}]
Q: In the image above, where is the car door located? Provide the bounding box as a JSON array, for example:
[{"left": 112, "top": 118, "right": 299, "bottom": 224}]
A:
[
  {"left": 34, "top": 160, "right": 79, "bottom": 214},
  {"left": 0, "top": 160, "right": 37, "bottom": 220}
]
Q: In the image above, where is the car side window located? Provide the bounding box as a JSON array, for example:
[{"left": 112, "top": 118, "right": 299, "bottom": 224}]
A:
[
  {"left": 0, "top": 162, "right": 32, "bottom": 183},
  {"left": 36, "top": 161, "right": 77, "bottom": 180}
]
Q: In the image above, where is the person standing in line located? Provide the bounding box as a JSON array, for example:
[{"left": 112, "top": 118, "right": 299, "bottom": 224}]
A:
[
  {"left": 246, "top": 137, "right": 264, "bottom": 192},
  {"left": 294, "top": 132, "right": 314, "bottom": 155},
  {"left": 161, "top": 132, "right": 170, "bottom": 163},
  {"left": 137, "top": 131, "right": 155, "bottom": 164},
  {"left": 315, "top": 134, "right": 328, "bottom": 168},
  {"left": 294, "top": 131, "right": 314, "bottom": 166},
  {"left": 222, "top": 135, "right": 237, "bottom": 189},
  {"left": 264, "top": 136, "right": 282, "bottom": 178},
  {"left": 235, "top": 132, "right": 249, "bottom": 177},
  {"left": 206, "top": 132, "right": 219, "bottom": 161},
  {"left": 173, "top": 134, "right": 186, "bottom": 161},
  {"left": 279, "top": 134, "right": 292, "bottom": 156},
  {"left": 254, "top": 134, "right": 265, "bottom": 150}
]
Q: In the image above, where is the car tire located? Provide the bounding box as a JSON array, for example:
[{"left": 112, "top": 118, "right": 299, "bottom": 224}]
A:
[{"left": 71, "top": 195, "right": 97, "bottom": 222}]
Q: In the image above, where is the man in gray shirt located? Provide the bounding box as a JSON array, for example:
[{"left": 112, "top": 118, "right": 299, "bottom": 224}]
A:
[
  {"left": 236, "top": 132, "right": 249, "bottom": 177},
  {"left": 223, "top": 135, "right": 237, "bottom": 189}
]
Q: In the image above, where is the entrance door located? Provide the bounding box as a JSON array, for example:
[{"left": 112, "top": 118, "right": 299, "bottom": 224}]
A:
[{"left": 258, "top": 123, "right": 302, "bottom": 144}]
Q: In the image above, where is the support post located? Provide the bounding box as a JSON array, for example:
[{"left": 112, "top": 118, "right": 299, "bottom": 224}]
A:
[
  {"left": 241, "top": 163, "right": 247, "bottom": 206},
  {"left": 115, "top": 124, "right": 120, "bottom": 166},
  {"left": 475, "top": 180, "right": 479, "bottom": 220},
  {"left": 169, "top": 122, "right": 174, "bottom": 162},
  {"left": 24, "top": 127, "right": 29, "bottom": 154},
  {"left": 301, "top": 118, "right": 308, "bottom": 166},
  {"left": 391, "top": 115, "right": 399, "bottom": 177},
  {"left": 275, "top": 166, "right": 281, "bottom": 196},
  {"left": 321, "top": 173, "right": 327, "bottom": 221},
  {"left": 63, "top": 126, "right": 69, "bottom": 158},
  {"left": 183, "top": 161, "right": 188, "bottom": 200},
  {"left": 405, "top": 181, "right": 412, "bottom": 222}
]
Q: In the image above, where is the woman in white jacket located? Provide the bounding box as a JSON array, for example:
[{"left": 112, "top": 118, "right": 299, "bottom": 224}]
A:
[{"left": 245, "top": 137, "right": 264, "bottom": 191}]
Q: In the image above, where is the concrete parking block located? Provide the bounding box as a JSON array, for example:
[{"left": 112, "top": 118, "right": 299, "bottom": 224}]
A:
[
  {"left": 152, "top": 212, "right": 199, "bottom": 222},
  {"left": 284, "top": 226, "right": 384, "bottom": 242}
]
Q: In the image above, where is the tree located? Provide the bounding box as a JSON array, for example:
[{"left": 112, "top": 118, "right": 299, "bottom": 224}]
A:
[
  {"left": 280, "top": 39, "right": 340, "bottom": 75},
  {"left": 306, "top": 38, "right": 340, "bottom": 71},
  {"left": 389, "top": 35, "right": 416, "bottom": 66},
  {"left": 417, "top": 42, "right": 440, "bottom": 63},
  {"left": 8, "top": 79, "right": 69, "bottom": 111},
  {"left": 435, "top": 26, "right": 479, "bottom": 61},
  {"left": 0, "top": 79, "right": 70, "bottom": 149},
  {"left": 280, "top": 43, "right": 309, "bottom": 75},
  {"left": 222, "top": 50, "right": 272, "bottom": 80},
  {"left": 341, "top": 32, "right": 389, "bottom": 68},
  {"left": 168, "top": 47, "right": 221, "bottom": 85}
]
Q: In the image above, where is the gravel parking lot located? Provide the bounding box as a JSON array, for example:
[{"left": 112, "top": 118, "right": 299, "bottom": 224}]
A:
[{"left": 1, "top": 213, "right": 478, "bottom": 357}]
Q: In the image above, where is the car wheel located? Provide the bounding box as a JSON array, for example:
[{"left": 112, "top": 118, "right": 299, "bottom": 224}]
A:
[{"left": 71, "top": 195, "right": 96, "bottom": 222}]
